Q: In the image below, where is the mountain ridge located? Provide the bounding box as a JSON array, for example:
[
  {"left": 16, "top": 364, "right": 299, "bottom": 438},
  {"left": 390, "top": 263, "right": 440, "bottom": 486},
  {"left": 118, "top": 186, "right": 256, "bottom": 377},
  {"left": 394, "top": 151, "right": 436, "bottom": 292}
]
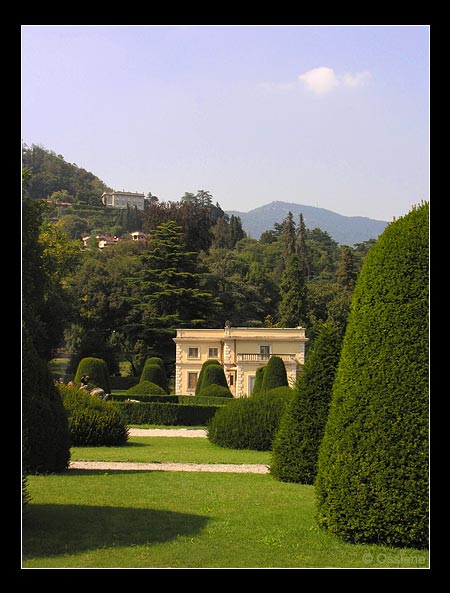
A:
[{"left": 226, "top": 201, "right": 388, "bottom": 245}]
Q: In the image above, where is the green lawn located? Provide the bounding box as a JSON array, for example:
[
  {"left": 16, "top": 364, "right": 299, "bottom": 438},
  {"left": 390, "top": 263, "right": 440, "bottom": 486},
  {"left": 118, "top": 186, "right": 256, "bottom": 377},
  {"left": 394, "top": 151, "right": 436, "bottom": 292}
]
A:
[
  {"left": 23, "top": 471, "right": 428, "bottom": 568},
  {"left": 71, "top": 436, "right": 271, "bottom": 465}
]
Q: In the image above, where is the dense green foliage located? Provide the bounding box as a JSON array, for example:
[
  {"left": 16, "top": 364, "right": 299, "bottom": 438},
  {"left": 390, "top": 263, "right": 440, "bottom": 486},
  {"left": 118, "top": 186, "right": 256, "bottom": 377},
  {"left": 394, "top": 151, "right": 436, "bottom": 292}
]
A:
[
  {"left": 74, "top": 357, "right": 111, "bottom": 393},
  {"left": 22, "top": 328, "right": 71, "bottom": 474},
  {"left": 58, "top": 385, "right": 128, "bottom": 446},
  {"left": 260, "top": 356, "right": 288, "bottom": 392},
  {"left": 271, "top": 323, "right": 342, "bottom": 483},
  {"left": 315, "top": 203, "right": 429, "bottom": 549},
  {"left": 125, "top": 381, "right": 167, "bottom": 396},
  {"left": 207, "top": 390, "right": 293, "bottom": 450},
  {"left": 116, "top": 401, "right": 221, "bottom": 426},
  {"left": 23, "top": 143, "right": 111, "bottom": 206},
  {"left": 25, "top": 144, "right": 377, "bottom": 384}
]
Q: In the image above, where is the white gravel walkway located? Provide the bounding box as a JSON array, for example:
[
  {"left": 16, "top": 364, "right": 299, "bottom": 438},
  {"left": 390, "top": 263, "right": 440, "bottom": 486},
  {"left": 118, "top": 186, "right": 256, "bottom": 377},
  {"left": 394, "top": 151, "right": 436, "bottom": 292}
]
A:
[
  {"left": 69, "top": 461, "right": 269, "bottom": 474},
  {"left": 128, "top": 428, "right": 207, "bottom": 438}
]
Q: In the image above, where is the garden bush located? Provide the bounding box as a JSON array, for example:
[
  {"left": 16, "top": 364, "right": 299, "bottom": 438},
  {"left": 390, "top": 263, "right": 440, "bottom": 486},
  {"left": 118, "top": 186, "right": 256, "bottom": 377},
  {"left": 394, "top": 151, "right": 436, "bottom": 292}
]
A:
[
  {"left": 195, "top": 359, "right": 221, "bottom": 395},
  {"left": 22, "top": 327, "right": 71, "bottom": 474},
  {"left": 59, "top": 384, "right": 129, "bottom": 446},
  {"left": 271, "top": 322, "right": 342, "bottom": 484},
  {"left": 315, "top": 203, "right": 429, "bottom": 549},
  {"left": 140, "top": 358, "right": 169, "bottom": 393},
  {"left": 207, "top": 389, "right": 293, "bottom": 451},
  {"left": 260, "top": 356, "right": 288, "bottom": 393},
  {"left": 74, "top": 357, "right": 111, "bottom": 393},
  {"left": 125, "top": 381, "right": 167, "bottom": 396}
]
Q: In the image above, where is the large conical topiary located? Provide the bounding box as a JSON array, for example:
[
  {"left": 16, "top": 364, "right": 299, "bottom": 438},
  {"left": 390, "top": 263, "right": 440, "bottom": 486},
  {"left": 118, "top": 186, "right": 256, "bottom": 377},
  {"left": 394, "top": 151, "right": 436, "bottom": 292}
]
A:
[
  {"left": 315, "top": 203, "right": 429, "bottom": 548},
  {"left": 140, "top": 357, "right": 169, "bottom": 393},
  {"left": 22, "top": 327, "right": 71, "bottom": 474},
  {"left": 195, "top": 359, "right": 221, "bottom": 395},
  {"left": 271, "top": 322, "right": 342, "bottom": 484}
]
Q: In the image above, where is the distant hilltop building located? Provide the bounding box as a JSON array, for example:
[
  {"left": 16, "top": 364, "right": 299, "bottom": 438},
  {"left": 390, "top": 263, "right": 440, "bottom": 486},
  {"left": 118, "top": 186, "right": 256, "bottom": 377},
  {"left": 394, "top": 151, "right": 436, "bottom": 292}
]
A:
[{"left": 101, "top": 190, "right": 146, "bottom": 210}]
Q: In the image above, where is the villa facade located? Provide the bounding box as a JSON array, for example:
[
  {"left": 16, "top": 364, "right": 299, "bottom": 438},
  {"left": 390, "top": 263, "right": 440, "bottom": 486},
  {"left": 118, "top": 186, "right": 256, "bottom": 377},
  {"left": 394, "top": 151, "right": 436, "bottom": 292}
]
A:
[
  {"left": 101, "top": 190, "right": 146, "bottom": 210},
  {"left": 173, "top": 324, "right": 308, "bottom": 397}
]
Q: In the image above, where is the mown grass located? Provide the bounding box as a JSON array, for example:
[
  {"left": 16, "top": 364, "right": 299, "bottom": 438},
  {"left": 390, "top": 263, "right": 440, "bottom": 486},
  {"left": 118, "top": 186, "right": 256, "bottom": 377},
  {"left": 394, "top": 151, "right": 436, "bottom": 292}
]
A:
[
  {"left": 23, "top": 471, "right": 428, "bottom": 569},
  {"left": 71, "top": 436, "right": 271, "bottom": 465}
]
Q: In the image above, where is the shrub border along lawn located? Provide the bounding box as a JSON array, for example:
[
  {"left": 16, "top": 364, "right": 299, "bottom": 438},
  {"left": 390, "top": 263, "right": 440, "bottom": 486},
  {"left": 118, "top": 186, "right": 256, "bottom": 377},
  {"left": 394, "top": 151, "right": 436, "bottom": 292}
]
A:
[{"left": 115, "top": 401, "right": 222, "bottom": 426}]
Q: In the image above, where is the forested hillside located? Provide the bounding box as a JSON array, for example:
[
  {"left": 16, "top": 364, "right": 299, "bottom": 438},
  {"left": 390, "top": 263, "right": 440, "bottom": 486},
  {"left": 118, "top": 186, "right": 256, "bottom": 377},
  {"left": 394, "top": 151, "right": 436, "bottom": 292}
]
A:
[{"left": 22, "top": 144, "right": 376, "bottom": 379}]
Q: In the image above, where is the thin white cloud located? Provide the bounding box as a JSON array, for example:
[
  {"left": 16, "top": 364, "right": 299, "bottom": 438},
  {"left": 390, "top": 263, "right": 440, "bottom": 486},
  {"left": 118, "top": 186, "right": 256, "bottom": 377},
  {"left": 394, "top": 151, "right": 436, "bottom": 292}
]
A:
[
  {"left": 298, "top": 66, "right": 372, "bottom": 95},
  {"left": 299, "top": 67, "right": 339, "bottom": 95}
]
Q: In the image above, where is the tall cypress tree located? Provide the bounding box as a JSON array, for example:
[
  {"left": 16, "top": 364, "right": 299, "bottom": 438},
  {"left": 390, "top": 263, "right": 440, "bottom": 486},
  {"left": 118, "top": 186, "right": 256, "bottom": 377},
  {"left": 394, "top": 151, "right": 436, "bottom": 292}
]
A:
[
  {"left": 282, "top": 211, "right": 296, "bottom": 258},
  {"left": 315, "top": 203, "right": 429, "bottom": 548},
  {"left": 295, "top": 213, "right": 310, "bottom": 278},
  {"left": 278, "top": 254, "right": 307, "bottom": 327}
]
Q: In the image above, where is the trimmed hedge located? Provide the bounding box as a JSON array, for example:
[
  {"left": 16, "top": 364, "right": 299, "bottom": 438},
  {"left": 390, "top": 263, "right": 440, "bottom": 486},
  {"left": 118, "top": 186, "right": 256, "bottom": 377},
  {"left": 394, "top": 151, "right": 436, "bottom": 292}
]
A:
[
  {"left": 125, "top": 381, "right": 167, "bottom": 396},
  {"left": 74, "top": 357, "right": 111, "bottom": 393},
  {"left": 111, "top": 394, "right": 234, "bottom": 406},
  {"left": 315, "top": 203, "right": 429, "bottom": 549},
  {"left": 115, "top": 401, "right": 222, "bottom": 426},
  {"left": 271, "top": 322, "right": 342, "bottom": 484},
  {"left": 58, "top": 385, "right": 129, "bottom": 446},
  {"left": 207, "top": 389, "right": 293, "bottom": 451},
  {"left": 260, "top": 356, "right": 288, "bottom": 392}
]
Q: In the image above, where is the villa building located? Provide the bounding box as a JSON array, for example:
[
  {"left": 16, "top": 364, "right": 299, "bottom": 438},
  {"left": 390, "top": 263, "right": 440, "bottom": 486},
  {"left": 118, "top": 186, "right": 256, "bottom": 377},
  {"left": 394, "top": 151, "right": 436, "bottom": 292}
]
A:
[
  {"left": 173, "top": 324, "right": 308, "bottom": 397},
  {"left": 101, "top": 190, "right": 146, "bottom": 210}
]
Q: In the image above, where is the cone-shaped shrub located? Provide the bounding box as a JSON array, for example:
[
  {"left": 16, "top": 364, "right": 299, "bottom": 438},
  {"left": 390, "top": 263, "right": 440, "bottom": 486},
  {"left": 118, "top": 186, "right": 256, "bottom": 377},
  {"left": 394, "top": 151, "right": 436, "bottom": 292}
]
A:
[
  {"left": 195, "top": 359, "right": 221, "bottom": 395},
  {"left": 251, "top": 366, "right": 266, "bottom": 396},
  {"left": 22, "top": 327, "right": 71, "bottom": 473},
  {"left": 315, "top": 203, "right": 429, "bottom": 549},
  {"left": 260, "top": 356, "right": 288, "bottom": 393},
  {"left": 140, "top": 359, "right": 169, "bottom": 393},
  {"left": 75, "top": 357, "right": 111, "bottom": 393},
  {"left": 271, "top": 322, "right": 342, "bottom": 484},
  {"left": 201, "top": 364, "right": 228, "bottom": 389}
]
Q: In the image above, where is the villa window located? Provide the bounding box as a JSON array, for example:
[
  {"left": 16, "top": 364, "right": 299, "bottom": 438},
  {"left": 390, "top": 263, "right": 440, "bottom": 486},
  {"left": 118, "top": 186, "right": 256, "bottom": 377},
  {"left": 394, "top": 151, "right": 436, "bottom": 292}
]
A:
[
  {"left": 187, "top": 372, "right": 198, "bottom": 390},
  {"left": 188, "top": 347, "right": 199, "bottom": 359},
  {"left": 208, "top": 347, "right": 219, "bottom": 359},
  {"left": 259, "top": 345, "right": 271, "bottom": 358}
]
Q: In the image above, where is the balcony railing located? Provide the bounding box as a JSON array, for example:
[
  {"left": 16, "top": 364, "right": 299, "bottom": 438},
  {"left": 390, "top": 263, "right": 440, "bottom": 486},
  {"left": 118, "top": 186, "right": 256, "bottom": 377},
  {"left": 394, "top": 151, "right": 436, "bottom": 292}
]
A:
[{"left": 236, "top": 353, "right": 297, "bottom": 363}]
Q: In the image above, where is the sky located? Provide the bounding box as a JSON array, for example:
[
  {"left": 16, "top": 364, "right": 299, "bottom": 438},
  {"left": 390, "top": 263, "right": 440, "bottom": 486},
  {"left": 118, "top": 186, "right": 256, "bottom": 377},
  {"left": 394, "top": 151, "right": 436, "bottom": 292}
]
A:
[{"left": 21, "top": 25, "right": 430, "bottom": 221}]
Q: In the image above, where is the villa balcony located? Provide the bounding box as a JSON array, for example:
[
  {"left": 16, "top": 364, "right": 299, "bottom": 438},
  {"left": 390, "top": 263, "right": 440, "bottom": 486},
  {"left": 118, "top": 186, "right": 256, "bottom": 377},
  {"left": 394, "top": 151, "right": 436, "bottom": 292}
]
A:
[{"left": 236, "top": 353, "right": 298, "bottom": 363}]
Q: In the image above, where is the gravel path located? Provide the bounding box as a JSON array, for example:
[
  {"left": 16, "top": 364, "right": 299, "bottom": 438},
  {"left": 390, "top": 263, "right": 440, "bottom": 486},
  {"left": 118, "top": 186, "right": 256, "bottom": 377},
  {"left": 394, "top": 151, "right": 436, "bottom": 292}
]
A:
[
  {"left": 128, "top": 428, "right": 207, "bottom": 438},
  {"left": 69, "top": 461, "right": 269, "bottom": 474},
  {"left": 69, "top": 427, "right": 269, "bottom": 473}
]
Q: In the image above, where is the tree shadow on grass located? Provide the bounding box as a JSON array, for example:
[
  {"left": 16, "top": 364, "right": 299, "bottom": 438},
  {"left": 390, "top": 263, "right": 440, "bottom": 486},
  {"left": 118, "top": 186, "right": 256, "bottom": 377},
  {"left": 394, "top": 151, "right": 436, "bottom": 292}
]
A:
[{"left": 22, "top": 504, "right": 209, "bottom": 559}]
